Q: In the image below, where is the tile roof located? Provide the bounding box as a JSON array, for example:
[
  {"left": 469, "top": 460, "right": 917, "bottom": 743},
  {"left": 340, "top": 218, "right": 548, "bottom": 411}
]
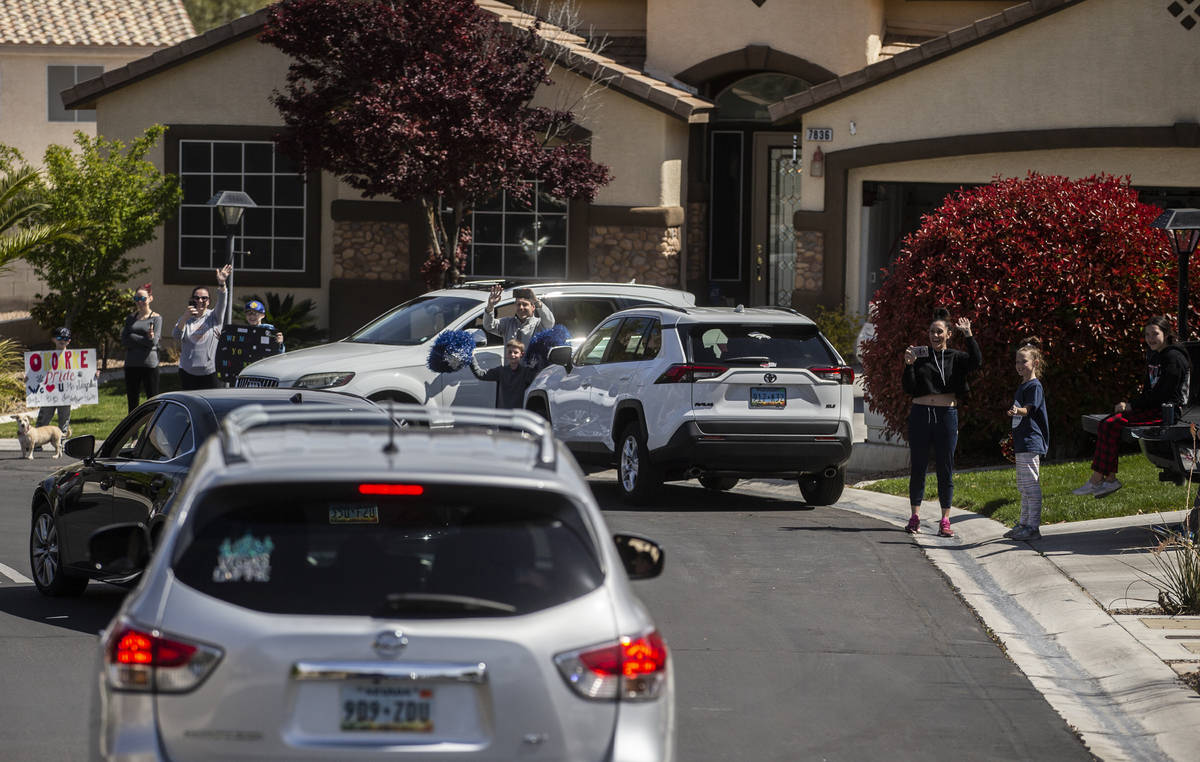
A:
[
  {"left": 768, "top": 0, "right": 1088, "bottom": 124},
  {"left": 0, "top": 0, "right": 194, "bottom": 47},
  {"left": 63, "top": 0, "right": 712, "bottom": 123}
]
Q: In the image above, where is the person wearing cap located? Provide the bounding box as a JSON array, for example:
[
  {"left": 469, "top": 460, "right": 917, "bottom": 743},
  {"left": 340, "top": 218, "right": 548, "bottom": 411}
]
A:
[
  {"left": 34, "top": 327, "right": 75, "bottom": 436},
  {"left": 172, "top": 264, "right": 231, "bottom": 389},
  {"left": 483, "top": 284, "right": 555, "bottom": 357},
  {"left": 120, "top": 283, "right": 162, "bottom": 412},
  {"left": 242, "top": 299, "right": 285, "bottom": 352}
]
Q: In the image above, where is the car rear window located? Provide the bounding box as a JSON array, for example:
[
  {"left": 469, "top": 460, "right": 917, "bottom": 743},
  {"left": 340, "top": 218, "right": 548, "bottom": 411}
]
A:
[
  {"left": 687, "top": 323, "right": 838, "bottom": 367},
  {"left": 171, "top": 484, "right": 604, "bottom": 617}
]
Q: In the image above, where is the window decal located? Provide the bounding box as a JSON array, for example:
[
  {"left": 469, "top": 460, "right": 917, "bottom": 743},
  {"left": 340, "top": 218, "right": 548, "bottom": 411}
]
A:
[{"left": 212, "top": 533, "right": 275, "bottom": 583}]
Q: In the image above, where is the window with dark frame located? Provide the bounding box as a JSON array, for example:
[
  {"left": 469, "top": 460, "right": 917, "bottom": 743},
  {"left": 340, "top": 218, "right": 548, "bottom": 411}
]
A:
[
  {"left": 48, "top": 65, "right": 101, "bottom": 122},
  {"left": 466, "top": 182, "right": 568, "bottom": 278},
  {"left": 177, "top": 140, "right": 308, "bottom": 274}
]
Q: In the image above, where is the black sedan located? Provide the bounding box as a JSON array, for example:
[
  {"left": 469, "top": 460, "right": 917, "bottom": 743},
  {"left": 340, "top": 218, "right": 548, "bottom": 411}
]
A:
[{"left": 28, "top": 388, "right": 381, "bottom": 596}]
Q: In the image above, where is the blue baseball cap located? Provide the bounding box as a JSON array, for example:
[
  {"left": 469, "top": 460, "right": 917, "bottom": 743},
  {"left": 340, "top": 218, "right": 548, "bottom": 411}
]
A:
[
  {"left": 53, "top": 326, "right": 71, "bottom": 341},
  {"left": 244, "top": 300, "right": 266, "bottom": 313}
]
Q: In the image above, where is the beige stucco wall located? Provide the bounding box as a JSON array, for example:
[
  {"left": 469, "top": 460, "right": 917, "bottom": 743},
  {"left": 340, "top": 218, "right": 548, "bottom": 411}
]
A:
[
  {"left": 882, "top": 0, "right": 1013, "bottom": 36},
  {"left": 576, "top": 0, "right": 646, "bottom": 35},
  {"left": 646, "top": 0, "right": 883, "bottom": 81},
  {"left": 842, "top": 148, "right": 1200, "bottom": 312}
]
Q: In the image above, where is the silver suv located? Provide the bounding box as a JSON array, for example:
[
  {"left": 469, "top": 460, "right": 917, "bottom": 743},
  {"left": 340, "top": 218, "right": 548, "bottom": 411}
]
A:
[
  {"left": 91, "top": 405, "right": 673, "bottom": 761},
  {"left": 525, "top": 305, "right": 855, "bottom": 504},
  {"left": 236, "top": 281, "right": 696, "bottom": 405}
]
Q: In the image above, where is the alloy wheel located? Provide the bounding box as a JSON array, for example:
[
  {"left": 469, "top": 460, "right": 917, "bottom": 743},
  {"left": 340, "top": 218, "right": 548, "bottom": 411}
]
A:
[
  {"left": 620, "top": 435, "right": 639, "bottom": 493},
  {"left": 31, "top": 513, "right": 60, "bottom": 588}
]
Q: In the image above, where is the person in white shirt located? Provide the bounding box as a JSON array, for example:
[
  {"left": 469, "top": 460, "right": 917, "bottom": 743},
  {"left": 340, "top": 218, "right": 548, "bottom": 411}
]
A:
[{"left": 172, "top": 265, "right": 231, "bottom": 389}]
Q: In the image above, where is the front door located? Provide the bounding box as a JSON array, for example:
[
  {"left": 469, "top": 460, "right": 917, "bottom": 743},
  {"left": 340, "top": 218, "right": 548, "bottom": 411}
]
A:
[{"left": 751, "top": 132, "right": 804, "bottom": 307}]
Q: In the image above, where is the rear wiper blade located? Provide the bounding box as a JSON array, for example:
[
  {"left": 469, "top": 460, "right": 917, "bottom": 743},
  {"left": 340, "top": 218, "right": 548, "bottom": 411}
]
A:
[
  {"left": 383, "top": 592, "right": 516, "bottom": 615},
  {"left": 721, "top": 356, "right": 773, "bottom": 365}
]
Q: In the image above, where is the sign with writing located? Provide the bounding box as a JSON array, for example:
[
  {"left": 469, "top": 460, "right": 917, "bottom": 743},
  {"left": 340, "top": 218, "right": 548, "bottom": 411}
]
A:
[
  {"left": 805, "top": 127, "right": 833, "bottom": 142},
  {"left": 25, "top": 348, "right": 99, "bottom": 407},
  {"left": 216, "top": 325, "right": 281, "bottom": 382}
]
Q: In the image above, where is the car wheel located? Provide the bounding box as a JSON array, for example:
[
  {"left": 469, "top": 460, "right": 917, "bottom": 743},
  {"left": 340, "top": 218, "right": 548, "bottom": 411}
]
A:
[
  {"left": 29, "top": 504, "right": 88, "bottom": 597},
  {"left": 798, "top": 468, "right": 845, "bottom": 506},
  {"left": 617, "top": 424, "right": 661, "bottom": 505},
  {"left": 699, "top": 475, "right": 738, "bottom": 492}
]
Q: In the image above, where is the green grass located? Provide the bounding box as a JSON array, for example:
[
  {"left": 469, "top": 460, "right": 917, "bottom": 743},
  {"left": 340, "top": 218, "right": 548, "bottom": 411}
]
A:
[
  {"left": 862, "top": 455, "right": 1196, "bottom": 526},
  {"left": 1, "top": 372, "right": 181, "bottom": 440}
]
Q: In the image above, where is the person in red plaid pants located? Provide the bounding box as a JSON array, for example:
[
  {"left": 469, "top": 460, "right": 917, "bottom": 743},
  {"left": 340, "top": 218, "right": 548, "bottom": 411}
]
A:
[{"left": 1074, "top": 315, "right": 1191, "bottom": 497}]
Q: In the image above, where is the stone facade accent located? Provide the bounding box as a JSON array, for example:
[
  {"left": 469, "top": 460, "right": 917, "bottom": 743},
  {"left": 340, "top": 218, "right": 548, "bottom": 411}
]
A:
[
  {"left": 588, "top": 224, "right": 682, "bottom": 286},
  {"left": 686, "top": 201, "right": 707, "bottom": 283},
  {"left": 332, "top": 220, "right": 409, "bottom": 280},
  {"left": 794, "top": 229, "right": 824, "bottom": 292}
]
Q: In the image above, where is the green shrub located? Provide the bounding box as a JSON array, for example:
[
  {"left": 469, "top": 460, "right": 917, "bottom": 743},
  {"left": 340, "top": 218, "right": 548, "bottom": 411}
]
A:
[{"left": 809, "top": 304, "right": 865, "bottom": 362}]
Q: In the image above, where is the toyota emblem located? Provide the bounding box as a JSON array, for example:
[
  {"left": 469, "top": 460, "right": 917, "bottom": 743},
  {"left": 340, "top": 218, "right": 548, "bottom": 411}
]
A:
[
  {"left": 373, "top": 629, "right": 409, "bottom": 657},
  {"left": 763, "top": 372, "right": 778, "bottom": 384}
]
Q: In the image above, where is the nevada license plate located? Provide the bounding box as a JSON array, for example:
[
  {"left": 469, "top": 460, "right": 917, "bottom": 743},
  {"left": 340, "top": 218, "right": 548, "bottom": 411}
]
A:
[
  {"left": 340, "top": 684, "right": 434, "bottom": 732},
  {"left": 750, "top": 387, "right": 786, "bottom": 408}
]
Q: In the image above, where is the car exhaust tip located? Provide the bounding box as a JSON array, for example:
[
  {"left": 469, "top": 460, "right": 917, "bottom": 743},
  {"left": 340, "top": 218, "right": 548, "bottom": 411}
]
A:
[{"left": 823, "top": 467, "right": 838, "bottom": 479}]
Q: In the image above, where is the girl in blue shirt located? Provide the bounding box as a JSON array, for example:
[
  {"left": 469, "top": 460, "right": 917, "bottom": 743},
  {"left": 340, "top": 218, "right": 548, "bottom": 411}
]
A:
[{"left": 1005, "top": 338, "right": 1049, "bottom": 541}]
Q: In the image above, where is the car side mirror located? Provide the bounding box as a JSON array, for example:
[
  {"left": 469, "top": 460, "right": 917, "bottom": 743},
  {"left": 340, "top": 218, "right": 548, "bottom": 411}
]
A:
[
  {"left": 88, "top": 522, "right": 152, "bottom": 576},
  {"left": 468, "top": 328, "right": 487, "bottom": 347},
  {"left": 64, "top": 434, "right": 95, "bottom": 462},
  {"left": 613, "top": 533, "right": 664, "bottom": 580},
  {"left": 548, "top": 345, "right": 574, "bottom": 372}
]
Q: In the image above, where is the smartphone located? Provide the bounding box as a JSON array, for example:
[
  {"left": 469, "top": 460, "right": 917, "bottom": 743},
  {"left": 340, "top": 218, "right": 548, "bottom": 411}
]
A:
[
  {"left": 188, "top": 298, "right": 198, "bottom": 309},
  {"left": 911, "top": 345, "right": 929, "bottom": 358}
]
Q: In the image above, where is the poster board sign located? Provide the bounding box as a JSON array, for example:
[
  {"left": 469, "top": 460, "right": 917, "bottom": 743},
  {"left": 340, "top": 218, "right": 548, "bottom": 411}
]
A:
[
  {"left": 217, "top": 325, "right": 280, "bottom": 382},
  {"left": 25, "top": 348, "right": 99, "bottom": 407}
]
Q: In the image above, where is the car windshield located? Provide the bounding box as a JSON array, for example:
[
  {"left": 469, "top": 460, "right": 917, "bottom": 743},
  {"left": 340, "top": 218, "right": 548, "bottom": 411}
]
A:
[
  {"left": 347, "top": 296, "right": 480, "bottom": 345},
  {"left": 172, "top": 483, "right": 604, "bottom": 617},
  {"left": 687, "top": 323, "right": 838, "bottom": 366}
]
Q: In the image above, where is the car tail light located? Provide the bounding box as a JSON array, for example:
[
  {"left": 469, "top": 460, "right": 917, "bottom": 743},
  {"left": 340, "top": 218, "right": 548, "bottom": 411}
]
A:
[
  {"left": 655, "top": 364, "right": 728, "bottom": 383},
  {"left": 359, "top": 483, "right": 424, "bottom": 496},
  {"left": 554, "top": 629, "right": 668, "bottom": 701},
  {"left": 104, "top": 619, "right": 222, "bottom": 693},
  {"left": 810, "top": 366, "right": 854, "bottom": 384}
]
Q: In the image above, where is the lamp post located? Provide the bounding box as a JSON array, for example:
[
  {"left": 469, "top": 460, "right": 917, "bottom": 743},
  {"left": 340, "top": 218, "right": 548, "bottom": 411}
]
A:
[
  {"left": 205, "top": 191, "right": 257, "bottom": 324},
  {"left": 1151, "top": 208, "right": 1200, "bottom": 341}
]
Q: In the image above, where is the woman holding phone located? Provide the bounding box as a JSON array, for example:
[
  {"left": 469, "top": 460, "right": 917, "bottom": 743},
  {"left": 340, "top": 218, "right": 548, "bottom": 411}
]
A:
[{"left": 901, "top": 307, "right": 982, "bottom": 537}]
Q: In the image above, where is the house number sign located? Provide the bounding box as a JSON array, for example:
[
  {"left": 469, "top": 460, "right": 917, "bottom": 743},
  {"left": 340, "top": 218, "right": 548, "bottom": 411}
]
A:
[{"left": 805, "top": 127, "right": 833, "bottom": 142}]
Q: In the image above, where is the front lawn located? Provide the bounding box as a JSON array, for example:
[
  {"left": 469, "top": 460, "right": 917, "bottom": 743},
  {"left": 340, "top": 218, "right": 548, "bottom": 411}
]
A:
[{"left": 861, "top": 454, "right": 1195, "bottom": 526}]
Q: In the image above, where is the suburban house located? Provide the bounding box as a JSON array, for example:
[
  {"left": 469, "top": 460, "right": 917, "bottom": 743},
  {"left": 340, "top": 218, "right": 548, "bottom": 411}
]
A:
[
  {"left": 58, "top": 0, "right": 1200, "bottom": 338},
  {"left": 0, "top": 0, "right": 194, "bottom": 317}
]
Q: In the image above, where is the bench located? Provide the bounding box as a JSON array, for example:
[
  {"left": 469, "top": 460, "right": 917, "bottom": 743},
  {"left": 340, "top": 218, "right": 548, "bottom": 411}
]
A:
[{"left": 1079, "top": 340, "right": 1200, "bottom": 441}]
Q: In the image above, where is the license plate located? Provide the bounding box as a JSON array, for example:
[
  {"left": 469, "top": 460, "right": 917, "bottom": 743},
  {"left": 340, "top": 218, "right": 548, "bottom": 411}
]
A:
[
  {"left": 340, "top": 684, "right": 434, "bottom": 732},
  {"left": 750, "top": 387, "right": 786, "bottom": 409},
  {"left": 329, "top": 504, "right": 379, "bottom": 524}
]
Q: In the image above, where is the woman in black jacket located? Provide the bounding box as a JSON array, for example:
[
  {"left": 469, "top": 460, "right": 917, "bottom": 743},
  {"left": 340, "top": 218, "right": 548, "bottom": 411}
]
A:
[
  {"left": 1074, "top": 315, "right": 1191, "bottom": 497},
  {"left": 902, "top": 307, "right": 982, "bottom": 537}
]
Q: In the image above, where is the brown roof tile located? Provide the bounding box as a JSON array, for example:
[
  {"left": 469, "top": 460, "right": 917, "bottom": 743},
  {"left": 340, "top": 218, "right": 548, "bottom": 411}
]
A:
[
  {"left": 0, "top": 0, "right": 194, "bottom": 47},
  {"left": 768, "top": 0, "right": 1088, "bottom": 124}
]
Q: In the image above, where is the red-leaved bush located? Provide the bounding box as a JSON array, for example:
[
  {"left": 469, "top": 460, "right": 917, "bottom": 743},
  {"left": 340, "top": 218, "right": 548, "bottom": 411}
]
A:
[{"left": 860, "top": 173, "right": 1192, "bottom": 456}]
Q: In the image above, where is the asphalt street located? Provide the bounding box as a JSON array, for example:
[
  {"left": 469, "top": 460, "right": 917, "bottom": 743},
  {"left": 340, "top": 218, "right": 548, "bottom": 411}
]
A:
[{"left": 0, "top": 454, "right": 1089, "bottom": 761}]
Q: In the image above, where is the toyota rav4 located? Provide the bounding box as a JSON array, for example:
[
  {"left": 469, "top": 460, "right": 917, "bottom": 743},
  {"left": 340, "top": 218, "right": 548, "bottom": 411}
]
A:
[{"left": 524, "top": 305, "right": 855, "bottom": 504}]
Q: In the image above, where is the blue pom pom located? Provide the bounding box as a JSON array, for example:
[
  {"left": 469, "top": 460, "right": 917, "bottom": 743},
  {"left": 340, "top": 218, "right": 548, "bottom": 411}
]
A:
[
  {"left": 526, "top": 324, "right": 571, "bottom": 368},
  {"left": 427, "top": 330, "right": 476, "bottom": 373}
]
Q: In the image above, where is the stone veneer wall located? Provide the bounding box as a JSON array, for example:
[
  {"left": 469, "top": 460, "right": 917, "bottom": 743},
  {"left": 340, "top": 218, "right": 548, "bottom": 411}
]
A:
[
  {"left": 588, "top": 225, "right": 682, "bottom": 286},
  {"left": 332, "top": 220, "right": 410, "bottom": 280},
  {"left": 794, "top": 229, "right": 824, "bottom": 293},
  {"left": 686, "top": 201, "right": 707, "bottom": 283}
]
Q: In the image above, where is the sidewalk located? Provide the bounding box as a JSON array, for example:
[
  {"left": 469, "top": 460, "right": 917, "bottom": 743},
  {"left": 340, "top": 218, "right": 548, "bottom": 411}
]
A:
[{"left": 739, "top": 479, "right": 1200, "bottom": 762}]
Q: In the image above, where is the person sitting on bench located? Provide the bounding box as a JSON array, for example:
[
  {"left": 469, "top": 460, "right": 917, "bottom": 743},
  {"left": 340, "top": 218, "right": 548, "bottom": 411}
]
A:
[{"left": 1074, "top": 315, "right": 1191, "bottom": 498}]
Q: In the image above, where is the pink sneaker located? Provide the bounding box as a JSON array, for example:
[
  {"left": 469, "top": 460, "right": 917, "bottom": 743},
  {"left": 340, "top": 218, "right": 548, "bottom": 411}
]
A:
[
  {"left": 905, "top": 515, "right": 920, "bottom": 533},
  {"left": 937, "top": 518, "right": 954, "bottom": 538}
]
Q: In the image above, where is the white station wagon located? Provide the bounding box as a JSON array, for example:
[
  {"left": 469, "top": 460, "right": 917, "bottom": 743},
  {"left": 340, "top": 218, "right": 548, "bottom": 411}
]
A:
[{"left": 236, "top": 282, "right": 696, "bottom": 406}]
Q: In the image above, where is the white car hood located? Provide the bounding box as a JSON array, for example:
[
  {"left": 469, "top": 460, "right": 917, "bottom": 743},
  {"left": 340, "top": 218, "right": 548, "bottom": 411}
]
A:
[{"left": 239, "top": 340, "right": 424, "bottom": 383}]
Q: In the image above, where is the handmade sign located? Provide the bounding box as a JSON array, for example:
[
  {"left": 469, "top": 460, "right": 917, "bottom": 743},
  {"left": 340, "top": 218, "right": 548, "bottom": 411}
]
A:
[
  {"left": 216, "top": 324, "right": 280, "bottom": 382},
  {"left": 24, "top": 348, "right": 99, "bottom": 407}
]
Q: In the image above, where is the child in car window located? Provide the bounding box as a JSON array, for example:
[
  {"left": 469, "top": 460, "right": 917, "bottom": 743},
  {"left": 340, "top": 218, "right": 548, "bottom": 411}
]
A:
[{"left": 469, "top": 339, "right": 540, "bottom": 409}]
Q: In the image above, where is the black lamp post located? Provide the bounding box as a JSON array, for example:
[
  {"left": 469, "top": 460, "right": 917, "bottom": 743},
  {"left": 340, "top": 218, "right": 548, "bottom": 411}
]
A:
[
  {"left": 1151, "top": 208, "right": 1200, "bottom": 341},
  {"left": 205, "top": 191, "right": 257, "bottom": 324}
]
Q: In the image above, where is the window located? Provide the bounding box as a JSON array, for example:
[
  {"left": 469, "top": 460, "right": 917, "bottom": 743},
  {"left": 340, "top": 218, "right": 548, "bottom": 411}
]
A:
[
  {"left": 607, "top": 317, "right": 656, "bottom": 364},
  {"left": 687, "top": 323, "right": 837, "bottom": 366},
  {"left": 48, "top": 65, "right": 102, "bottom": 122},
  {"left": 177, "top": 140, "right": 307, "bottom": 274},
  {"left": 466, "top": 182, "right": 568, "bottom": 278},
  {"left": 102, "top": 406, "right": 159, "bottom": 459},
  {"left": 539, "top": 298, "right": 619, "bottom": 341},
  {"left": 139, "top": 403, "right": 193, "bottom": 462},
  {"left": 576, "top": 317, "right": 622, "bottom": 366}
]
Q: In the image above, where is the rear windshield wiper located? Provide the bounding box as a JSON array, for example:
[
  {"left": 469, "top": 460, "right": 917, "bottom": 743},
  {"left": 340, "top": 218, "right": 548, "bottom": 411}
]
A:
[
  {"left": 383, "top": 592, "right": 517, "bottom": 615},
  {"left": 720, "top": 356, "right": 773, "bottom": 366}
]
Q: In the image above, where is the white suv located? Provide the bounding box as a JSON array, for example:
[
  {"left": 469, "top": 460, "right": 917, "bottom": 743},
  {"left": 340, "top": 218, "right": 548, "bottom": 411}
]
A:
[
  {"left": 236, "top": 282, "right": 696, "bottom": 405},
  {"left": 524, "top": 305, "right": 855, "bottom": 504}
]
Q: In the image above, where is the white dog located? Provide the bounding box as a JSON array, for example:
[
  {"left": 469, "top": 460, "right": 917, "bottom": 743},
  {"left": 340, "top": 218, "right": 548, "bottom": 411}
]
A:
[{"left": 16, "top": 414, "right": 63, "bottom": 459}]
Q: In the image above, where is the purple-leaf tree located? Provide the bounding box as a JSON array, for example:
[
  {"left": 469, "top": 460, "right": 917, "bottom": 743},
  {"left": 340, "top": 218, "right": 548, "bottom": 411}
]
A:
[{"left": 261, "top": 0, "right": 612, "bottom": 288}]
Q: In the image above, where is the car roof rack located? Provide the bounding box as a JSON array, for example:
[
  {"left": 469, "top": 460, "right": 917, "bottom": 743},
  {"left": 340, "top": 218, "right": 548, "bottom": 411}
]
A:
[
  {"left": 219, "top": 404, "right": 557, "bottom": 469},
  {"left": 762, "top": 305, "right": 803, "bottom": 316}
]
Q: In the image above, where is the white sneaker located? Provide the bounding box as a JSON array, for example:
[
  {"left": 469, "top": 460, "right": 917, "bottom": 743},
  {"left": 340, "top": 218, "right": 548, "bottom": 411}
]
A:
[
  {"left": 1072, "top": 481, "right": 1100, "bottom": 496},
  {"left": 1093, "top": 479, "right": 1123, "bottom": 498}
]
